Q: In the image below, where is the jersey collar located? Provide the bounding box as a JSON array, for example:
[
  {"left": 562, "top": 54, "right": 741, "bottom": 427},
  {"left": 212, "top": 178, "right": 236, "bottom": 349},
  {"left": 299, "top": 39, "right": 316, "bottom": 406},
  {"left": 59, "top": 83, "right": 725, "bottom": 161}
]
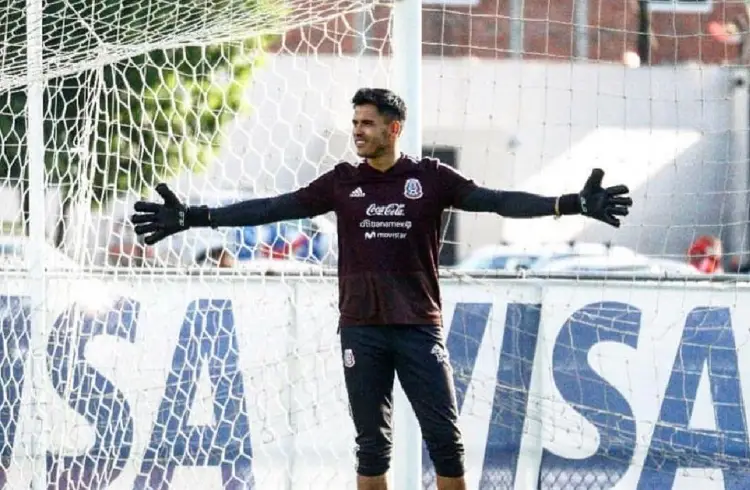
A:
[{"left": 361, "top": 153, "right": 412, "bottom": 176}]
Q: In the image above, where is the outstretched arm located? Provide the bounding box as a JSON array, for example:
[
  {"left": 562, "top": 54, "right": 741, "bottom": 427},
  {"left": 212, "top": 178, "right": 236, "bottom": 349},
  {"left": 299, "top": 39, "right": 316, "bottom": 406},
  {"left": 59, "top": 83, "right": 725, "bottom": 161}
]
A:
[
  {"left": 439, "top": 163, "right": 632, "bottom": 228},
  {"left": 455, "top": 187, "right": 581, "bottom": 218},
  {"left": 195, "top": 193, "right": 313, "bottom": 228},
  {"left": 132, "top": 171, "right": 336, "bottom": 245}
]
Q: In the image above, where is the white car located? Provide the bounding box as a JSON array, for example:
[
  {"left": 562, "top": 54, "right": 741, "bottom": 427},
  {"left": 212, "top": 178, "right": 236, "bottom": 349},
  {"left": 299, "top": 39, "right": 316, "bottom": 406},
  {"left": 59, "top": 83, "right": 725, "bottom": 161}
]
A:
[
  {"left": 0, "top": 239, "right": 126, "bottom": 311},
  {"left": 529, "top": 253, "right": 701, "bottom": 277},
  {"left": 454, "top": 242, "right": 637, "bottom": 272},
  {"left": 0, "top": 236, "right": 81, "bottom": 271},
  {"left": 232, "top": 258, "right": 331, "bottom": 276}
]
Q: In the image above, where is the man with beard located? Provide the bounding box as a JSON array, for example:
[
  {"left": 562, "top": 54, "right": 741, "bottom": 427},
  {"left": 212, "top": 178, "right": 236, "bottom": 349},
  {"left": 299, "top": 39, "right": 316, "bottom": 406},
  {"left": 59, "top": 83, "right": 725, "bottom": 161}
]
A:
[{"left": 130, "top": 88, "right": 633, "bottom": 490}]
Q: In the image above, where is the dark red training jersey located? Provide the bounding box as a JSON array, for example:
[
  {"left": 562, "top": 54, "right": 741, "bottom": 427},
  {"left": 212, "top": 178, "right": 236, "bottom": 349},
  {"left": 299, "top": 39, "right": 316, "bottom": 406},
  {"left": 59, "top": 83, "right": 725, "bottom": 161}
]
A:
[
  {"left": 290, "top": 155, "right": 477, "bottom": 327},
  {"left": 206, "top": 153, "right": 569, "bottom": 327}
]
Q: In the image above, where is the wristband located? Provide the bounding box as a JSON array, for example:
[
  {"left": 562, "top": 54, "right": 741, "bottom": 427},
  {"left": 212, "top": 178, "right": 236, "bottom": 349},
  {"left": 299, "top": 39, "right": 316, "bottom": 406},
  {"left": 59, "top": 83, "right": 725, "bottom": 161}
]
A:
[
  {"left": 185, "top": 205, "right": 213, "bottom": 228},
  {"left": 557, "top": 194, "right": 583, "bottom": 215}
]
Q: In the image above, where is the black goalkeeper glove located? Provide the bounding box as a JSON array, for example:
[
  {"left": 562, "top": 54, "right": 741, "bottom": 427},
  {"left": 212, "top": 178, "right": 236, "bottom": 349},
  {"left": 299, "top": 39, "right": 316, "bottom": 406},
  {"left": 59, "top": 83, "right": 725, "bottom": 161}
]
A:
[
  {"left": 576, "top": 168, "right": 632, "bottom": 228},
  {"left": 130, "top": 183, "right": 211, "bottom": 245}
]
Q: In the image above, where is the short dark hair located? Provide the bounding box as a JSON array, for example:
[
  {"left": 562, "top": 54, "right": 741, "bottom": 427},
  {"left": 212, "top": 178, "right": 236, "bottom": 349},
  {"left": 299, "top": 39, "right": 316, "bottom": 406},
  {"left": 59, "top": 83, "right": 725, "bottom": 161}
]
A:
[{"left": 352, "top": 88, "right": 407, "bottom": 122}]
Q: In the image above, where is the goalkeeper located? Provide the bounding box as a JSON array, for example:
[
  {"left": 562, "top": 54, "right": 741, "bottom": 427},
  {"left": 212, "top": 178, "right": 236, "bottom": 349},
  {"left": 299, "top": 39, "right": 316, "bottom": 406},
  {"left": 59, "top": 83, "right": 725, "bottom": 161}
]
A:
[{"left": 131, "top": 88, "right": 632, "bottom": 490}]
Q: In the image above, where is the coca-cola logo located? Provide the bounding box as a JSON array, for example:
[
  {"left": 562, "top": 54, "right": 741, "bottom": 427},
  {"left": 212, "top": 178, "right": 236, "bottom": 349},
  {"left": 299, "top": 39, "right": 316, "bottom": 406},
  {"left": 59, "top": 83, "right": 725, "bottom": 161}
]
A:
[{"left": 366, "top": 203, "right": 406, "bottom": 217}]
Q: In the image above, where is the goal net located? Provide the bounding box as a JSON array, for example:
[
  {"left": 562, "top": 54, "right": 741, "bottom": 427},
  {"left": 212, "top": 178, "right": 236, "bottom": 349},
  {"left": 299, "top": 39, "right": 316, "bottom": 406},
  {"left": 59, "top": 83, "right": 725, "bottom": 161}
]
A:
[{"left": 1, "top": 0, "right": 750, "bottom": 488}]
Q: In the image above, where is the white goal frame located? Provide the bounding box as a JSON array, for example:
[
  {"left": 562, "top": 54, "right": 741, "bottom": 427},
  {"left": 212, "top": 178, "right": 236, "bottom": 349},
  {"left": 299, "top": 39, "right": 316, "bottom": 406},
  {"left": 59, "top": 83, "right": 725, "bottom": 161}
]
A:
[{"left": 21, "top": 1, "right": 427, "bottom": 489}]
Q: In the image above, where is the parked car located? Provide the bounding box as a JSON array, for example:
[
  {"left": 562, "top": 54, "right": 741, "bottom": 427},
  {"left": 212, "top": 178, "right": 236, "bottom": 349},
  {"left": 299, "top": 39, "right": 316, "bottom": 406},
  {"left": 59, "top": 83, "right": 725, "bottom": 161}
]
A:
[
  {"left": 454, "top": 241, "right": 637, "bottom": 272},
  {"left": 0, "top": 235, "right": 80, "bottom": 271},
  {"left": 108, "top": 189, "right": 338, "bottom": 268},
  {"left": 233, "top": 258, "right": 329, "bottom": 276},
  {"left": 0, "top": 235, "right": 133, "bottom": 321},
  {"left": 528, "top": 253, "right": 701, "bottom": 276}
]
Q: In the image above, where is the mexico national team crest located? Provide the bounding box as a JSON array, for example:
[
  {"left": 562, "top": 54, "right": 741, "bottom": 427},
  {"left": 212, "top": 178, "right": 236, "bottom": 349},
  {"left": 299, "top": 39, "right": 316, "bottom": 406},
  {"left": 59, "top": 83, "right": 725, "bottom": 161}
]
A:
[
  {"left": 404, "top": 178, "right": 423, "bottom": 199},
  {"left": 343, "top": 349, "right": 355, "bottom": 368}
]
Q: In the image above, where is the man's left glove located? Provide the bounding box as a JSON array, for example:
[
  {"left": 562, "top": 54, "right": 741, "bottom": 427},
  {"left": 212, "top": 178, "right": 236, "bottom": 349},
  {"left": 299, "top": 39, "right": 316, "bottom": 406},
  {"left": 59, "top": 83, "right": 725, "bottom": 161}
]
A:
[
  {"left": 577, "top": 168, "right": 633, "bottom": 228},
  {"left": 130, "top": 183, "right": 210, "bottom": 245}
]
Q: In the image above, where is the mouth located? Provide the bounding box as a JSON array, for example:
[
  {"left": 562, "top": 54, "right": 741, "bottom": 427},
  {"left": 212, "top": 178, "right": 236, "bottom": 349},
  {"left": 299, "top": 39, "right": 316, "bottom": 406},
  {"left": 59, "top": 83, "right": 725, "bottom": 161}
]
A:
[{"left": 355, "top": 139, "right": 366, "bottom": 149}]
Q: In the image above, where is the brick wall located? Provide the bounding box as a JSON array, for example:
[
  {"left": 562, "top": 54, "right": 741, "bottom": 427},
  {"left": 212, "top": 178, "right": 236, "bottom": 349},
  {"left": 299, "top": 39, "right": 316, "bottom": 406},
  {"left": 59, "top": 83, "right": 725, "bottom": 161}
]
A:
[{"left": 271, "top": 0, "right": 748, "bottom": 64}]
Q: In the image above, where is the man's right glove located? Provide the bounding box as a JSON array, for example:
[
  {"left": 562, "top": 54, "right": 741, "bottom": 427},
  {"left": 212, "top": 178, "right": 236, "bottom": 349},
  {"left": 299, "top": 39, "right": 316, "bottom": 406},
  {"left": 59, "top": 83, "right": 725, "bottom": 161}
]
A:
[
  {"left": 577, "top": 168, "right": 633, "bottom": 228},
  {"left": 130, "top": 184, "right": 210, "bottom": 245}
]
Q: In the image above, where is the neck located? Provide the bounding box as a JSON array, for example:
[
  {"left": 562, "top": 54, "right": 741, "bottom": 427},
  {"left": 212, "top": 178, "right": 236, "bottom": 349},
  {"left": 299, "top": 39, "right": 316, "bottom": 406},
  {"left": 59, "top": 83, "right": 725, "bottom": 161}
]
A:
[{"left": 366, "top": 149, "right": 399, "bottom": 172}]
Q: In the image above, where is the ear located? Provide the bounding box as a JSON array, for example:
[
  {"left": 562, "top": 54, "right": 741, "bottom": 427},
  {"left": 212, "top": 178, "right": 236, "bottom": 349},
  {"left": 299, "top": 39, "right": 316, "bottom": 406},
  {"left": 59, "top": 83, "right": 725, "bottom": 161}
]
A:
[{"left": 389, "top": 120, "right": 402, "bottom": 138}]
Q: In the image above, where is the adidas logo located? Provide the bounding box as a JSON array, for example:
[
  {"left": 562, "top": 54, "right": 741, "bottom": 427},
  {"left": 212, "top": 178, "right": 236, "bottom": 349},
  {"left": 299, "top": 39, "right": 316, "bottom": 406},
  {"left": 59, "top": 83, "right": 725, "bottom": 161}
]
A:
[{"left": 349, "top": 187, "right": 365, "bottom": 198}]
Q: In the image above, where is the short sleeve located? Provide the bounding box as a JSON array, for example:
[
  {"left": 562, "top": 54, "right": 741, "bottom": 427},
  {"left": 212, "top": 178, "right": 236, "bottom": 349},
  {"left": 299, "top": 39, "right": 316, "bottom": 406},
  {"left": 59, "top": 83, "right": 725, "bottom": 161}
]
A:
[
  {"left": 289, "top": 169, "right": 336, "bottom": 216},
  {"left": 435, "top": 161, "right": 477, "bottom": 209}
]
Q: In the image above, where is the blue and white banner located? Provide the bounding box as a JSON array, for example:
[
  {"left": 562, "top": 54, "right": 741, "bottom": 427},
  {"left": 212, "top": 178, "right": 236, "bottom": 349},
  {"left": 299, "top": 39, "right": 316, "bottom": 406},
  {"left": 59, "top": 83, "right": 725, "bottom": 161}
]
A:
[{"left": 0, "top": 275, "right": 748, "bottom": 489}]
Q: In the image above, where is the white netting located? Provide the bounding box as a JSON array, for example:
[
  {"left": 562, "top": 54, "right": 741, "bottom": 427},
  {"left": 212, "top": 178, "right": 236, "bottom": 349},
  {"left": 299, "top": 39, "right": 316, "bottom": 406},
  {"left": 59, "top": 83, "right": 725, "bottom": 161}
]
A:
[
  {"left": 2, "top": 0, "right": 750, "bottom": 489},
  {"left": 0, "top": 0, "right": 374, "bottom": 90}
]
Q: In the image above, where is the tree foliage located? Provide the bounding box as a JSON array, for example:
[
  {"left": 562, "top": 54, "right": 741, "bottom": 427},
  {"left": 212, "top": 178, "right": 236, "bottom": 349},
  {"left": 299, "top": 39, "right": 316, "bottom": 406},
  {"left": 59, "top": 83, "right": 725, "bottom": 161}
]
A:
[{"left": 0, "top": 0, "right": 281, "bottom": 240}]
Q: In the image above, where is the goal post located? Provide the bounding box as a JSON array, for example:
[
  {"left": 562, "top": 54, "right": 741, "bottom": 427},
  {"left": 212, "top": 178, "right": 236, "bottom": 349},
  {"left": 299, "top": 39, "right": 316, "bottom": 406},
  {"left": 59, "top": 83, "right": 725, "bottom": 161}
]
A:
[
  {"left": 390, "top": 1, "right": 423, "bottom": 489},
  {"left": 24, "top": 0, "right": 48, "bottom": 487}
]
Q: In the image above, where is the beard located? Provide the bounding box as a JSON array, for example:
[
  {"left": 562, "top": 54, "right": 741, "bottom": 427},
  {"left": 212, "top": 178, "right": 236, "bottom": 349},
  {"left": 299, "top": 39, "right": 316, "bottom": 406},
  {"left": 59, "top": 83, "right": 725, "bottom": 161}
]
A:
[
  {"left": 355, "top": 133, "right": 389, "bottom": 159},
  {"left": 357, "top": 145, "right": 386, "bottom": 159}
]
